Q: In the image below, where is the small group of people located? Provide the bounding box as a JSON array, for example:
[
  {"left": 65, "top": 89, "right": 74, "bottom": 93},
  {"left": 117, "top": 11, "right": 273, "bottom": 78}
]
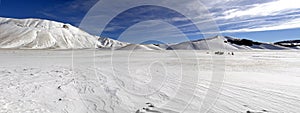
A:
[
  {"left": 210, "top": 51, "right": 235, "bottom": 56},
  {"left": 228, "top": 52, "right": 234, "bottom": 55}
]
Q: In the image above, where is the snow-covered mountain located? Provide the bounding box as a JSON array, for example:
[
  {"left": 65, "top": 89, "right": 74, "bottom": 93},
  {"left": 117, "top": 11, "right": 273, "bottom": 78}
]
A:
[
  {"left": 165, "top": 36, "right": 236, "bottom": 50},
  {"left": 0, "top": 17, "right": 298, "bottom": 50},
  {"left": 223, "top": 36, "right": 291, "bottom": 50},
  {"left": 98, "top": 37, "right": 128, "bottom": 49},
  {"left": 275, "top": 40, "right": 300, "bottom": 49},
  {"left": 0, "top": 17, "right": 126, "bottom": 49},
  {"left": 165, "top": 36, "right": 294, "bottom": 50},
  {"left": 117, "top": 44, "right": 163, "bottom": 50}
]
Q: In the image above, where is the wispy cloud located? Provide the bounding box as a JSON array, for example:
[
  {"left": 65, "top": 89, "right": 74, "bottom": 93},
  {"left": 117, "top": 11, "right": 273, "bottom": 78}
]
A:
[
  {"left": 78, "top": 0, "right": 300, "bottom": 42},
  {"left": 210, "top": 0, "right": 300, "bottom": 33},
  {"left": 221, "top": 0, "right": 300, "bottom": 19},
  {"left": 64, "top": 0, "right": 99, "bottom": 13},
  {"left": 37, "top": 11, "right": 59, "bottom": 18},
  {"left": 220, "top": 18, "right": 300, "bottom": 33},
  {"left": 39, "top": 0, "right": 98, "bottom": 26}
]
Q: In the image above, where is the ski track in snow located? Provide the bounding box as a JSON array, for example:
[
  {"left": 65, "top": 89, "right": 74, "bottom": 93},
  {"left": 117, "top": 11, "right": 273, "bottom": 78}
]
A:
[{"left": 0, "top": 50, "right": 300, "bottom": 113}]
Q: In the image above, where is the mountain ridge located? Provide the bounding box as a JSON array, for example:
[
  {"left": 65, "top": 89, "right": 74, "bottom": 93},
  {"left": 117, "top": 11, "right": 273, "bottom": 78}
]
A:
[
  {"left": 0, "top": 17, "right": 298, "bottom": 50},
  {"left": 0, "top": 17, "right": 126, "bottom": 49}
]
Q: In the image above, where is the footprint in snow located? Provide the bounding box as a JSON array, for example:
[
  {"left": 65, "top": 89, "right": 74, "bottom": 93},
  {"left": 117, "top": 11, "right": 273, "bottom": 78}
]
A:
[
  {"left": 246, "top": 109, "right": 269, "bottom": 113},
  {"left": 14, "top": 68, "right": 41, "bottom": 75}
]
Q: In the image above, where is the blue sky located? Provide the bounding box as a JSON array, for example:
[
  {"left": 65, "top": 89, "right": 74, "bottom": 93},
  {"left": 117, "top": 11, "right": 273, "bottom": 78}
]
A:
[{"left": 0, "top": 0, "right": 300, "bottom": 43}]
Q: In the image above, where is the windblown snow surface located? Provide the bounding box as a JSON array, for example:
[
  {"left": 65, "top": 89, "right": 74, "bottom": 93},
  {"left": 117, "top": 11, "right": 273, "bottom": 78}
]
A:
[{"left": 0, "top": 50, "right": 300, "bottom": 113}]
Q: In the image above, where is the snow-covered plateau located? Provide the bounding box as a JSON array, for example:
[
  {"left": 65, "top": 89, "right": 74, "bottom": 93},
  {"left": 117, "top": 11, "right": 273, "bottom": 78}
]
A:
[{"left": 0, "top": 50, "right": 300, "bottom": 113}]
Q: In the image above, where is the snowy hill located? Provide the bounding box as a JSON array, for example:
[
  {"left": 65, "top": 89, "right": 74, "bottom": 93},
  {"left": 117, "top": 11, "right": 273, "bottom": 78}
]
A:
[
  {"left": 0, "top": 17, "right": 126, "bottom": 49},
  {"left": 224, "top": 36, "right": 291, "bottom": 50},
  {"left": 98, "top": 37, "right": 128, "bottom": 49},
  {"left": 117, "top": 44, "right": 163, "bottom": 50},
  {"left": 275, "top": 40, "right": 300, "bottom": 48},
  {"left": 166, "top": 36, "right": 237, "bottom": 50},
  {"left": 164, "top": 36, "right": 295, "bottom": 50}
]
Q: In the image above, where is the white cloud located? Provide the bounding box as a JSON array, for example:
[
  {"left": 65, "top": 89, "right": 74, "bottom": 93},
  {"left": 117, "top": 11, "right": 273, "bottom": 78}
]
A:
[
  {"left": 80, "top": 0, "right": 221, "bottom": 40},
  {"left": 222, "top": 0, "right": 300, "bottom": 19},
  {"left": 79, "top": 0, "right": 300, "bottom": 39},
  {"left": 220, "top": 18, "right": 300, "bottom": 33},
  {"left": 206, "top": 0, "right": 300, "bottom": 33}
]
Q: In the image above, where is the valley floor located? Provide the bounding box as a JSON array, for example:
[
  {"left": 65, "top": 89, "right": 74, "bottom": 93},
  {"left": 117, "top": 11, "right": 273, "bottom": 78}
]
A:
[{"left": 0, "top": 50, "right": 300, "bottom": 113}]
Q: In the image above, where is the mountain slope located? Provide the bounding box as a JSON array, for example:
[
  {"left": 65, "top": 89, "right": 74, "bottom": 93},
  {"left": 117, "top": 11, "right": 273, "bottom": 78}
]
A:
[
  {"left": 275, "top": 40, "right": 300, "bottom": 48},
  {"left": 224, "top": 36, "right": 290, "bottom": 50},
  {"left": 164, "top": 36, "right": 295, "bottom": 50},
  {"left": 98, "top": 37, "right": 128, "bottom": 49},
  {"left": 117, "top": 44, "right": 163, "bottom": 50},
  {"left": 166, "top": 36, "right": 240, "bottom": 50},
  {"left": 0, "top": 17, "right": 126, "bottom": 49}
]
